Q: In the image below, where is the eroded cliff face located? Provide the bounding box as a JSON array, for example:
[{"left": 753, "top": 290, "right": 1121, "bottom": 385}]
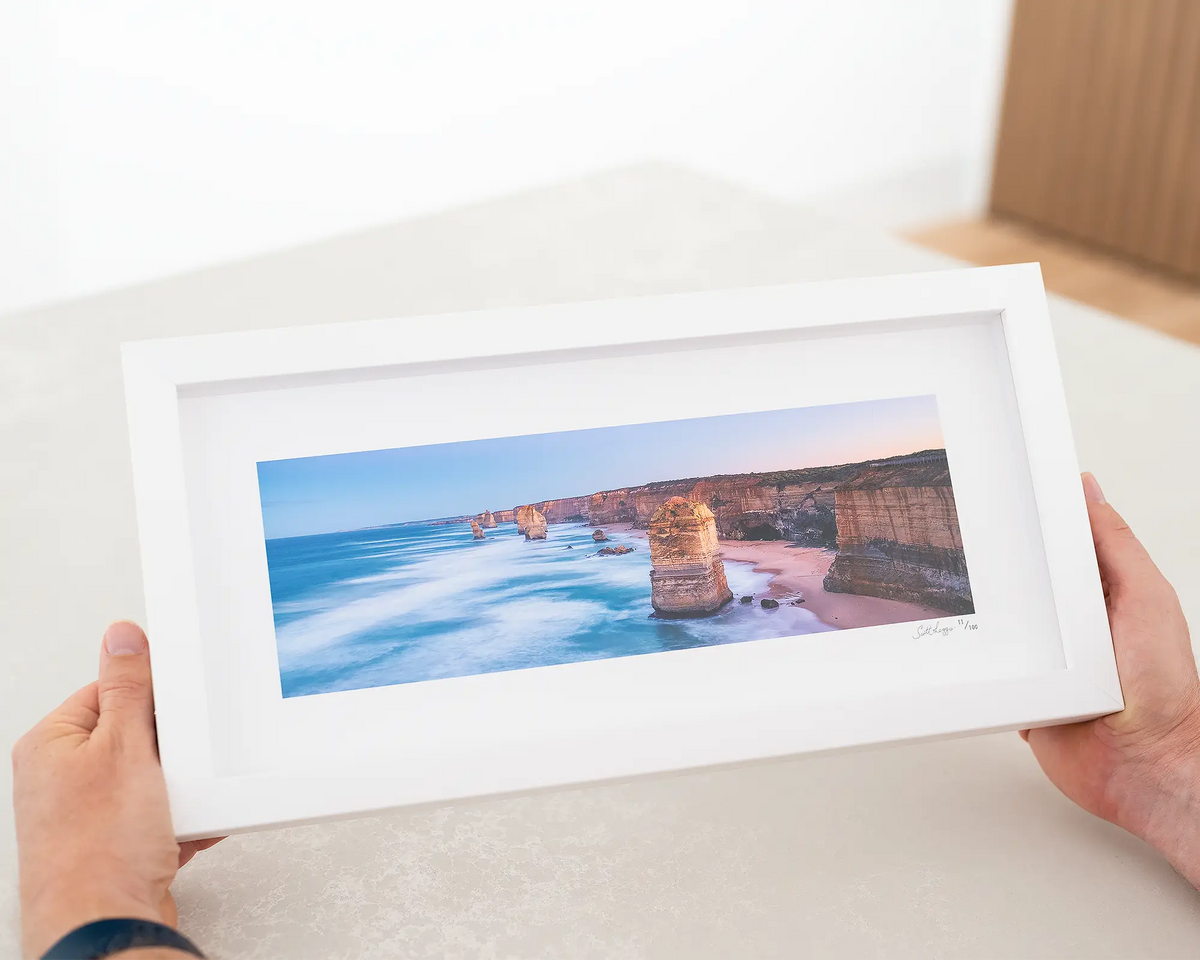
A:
[
  {"left": 644, "top": 477, "right": 839, "bottom": 544},
  {"left": 648, "top": 498, "right": 733, "bottom": 617},
  {"left": 588, "top": 489, "right": 635, "bottom": 525},
  {"left": 493, "top": 509, "right": 515, "bottom": 524},
  {"left": 822, "top": 452, "right": 972, "bottom": 614},
  {"left": 582, "top": 468, "right": 851, "bottom": 545},
  {"left": 516, "top": 504, "right": 547, "bottom": 540},
  {"left": 511, "top": 460, "right": 911, "bottom": 547},
  {"left": 532, "top": 496, "right": 591, "bottom": 524}
]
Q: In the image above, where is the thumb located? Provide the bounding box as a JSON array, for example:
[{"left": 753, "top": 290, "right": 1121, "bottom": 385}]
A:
[
  {"left": 97, "top": 620, "right": 157, "bottom": 751},
  {"left": 1081, "top": 473, "right": 1160, "bottom": 596}
]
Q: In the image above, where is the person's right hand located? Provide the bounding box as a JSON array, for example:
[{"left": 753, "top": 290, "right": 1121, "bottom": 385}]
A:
[
  {"left": 1022, "top": 473, "right": 1200, "bottom": 887},
  {"left": 13, "top": 622, "right": 221, "bottom": 958}
]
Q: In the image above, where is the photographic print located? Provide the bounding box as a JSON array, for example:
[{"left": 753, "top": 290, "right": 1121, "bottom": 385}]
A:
[{"left": 258, "top": 395, "right": 974, "bottom": 698}]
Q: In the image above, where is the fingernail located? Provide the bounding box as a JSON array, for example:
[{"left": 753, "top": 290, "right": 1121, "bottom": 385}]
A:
[
  {"left": 1082, "top": 472, "right": 1106, "bottom": 504},
  {"left": 104, "top": 621, "right": 146, "bottom": 656}
]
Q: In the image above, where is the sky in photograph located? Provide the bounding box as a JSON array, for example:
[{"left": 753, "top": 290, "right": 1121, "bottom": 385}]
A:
[{"left": 257, "top": 395, "right": 944, "bottom": 539}]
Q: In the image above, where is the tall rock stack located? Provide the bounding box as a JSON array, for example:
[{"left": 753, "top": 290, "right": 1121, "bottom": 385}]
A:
[
  {"left": 469, "top": 520, "right": 486, "bottom": 540},
  {"left": 822, "top": 451, "right": 973, "bottom": 614},
  {"left": 515, "top": 504, "right": 548, "bottom": 540},
  {"left": 478, "top": 511, "right": 498, "bottom": 529},
  {"left": 647, "top": 497, "right": 733, "bottom": 617}
]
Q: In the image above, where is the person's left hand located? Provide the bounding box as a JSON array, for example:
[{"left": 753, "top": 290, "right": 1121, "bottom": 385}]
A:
[{"left": 12, "top": 621, "right": 222, "bottom": 958}]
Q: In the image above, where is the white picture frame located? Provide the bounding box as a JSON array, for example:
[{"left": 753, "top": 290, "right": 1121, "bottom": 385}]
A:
[{"left": 122, "top": 263, "right": 1120, "bottom": 841}]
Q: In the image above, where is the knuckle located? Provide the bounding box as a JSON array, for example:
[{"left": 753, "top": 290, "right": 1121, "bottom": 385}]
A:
[
  {"left": 11, "top": 731, "right": 37, "bottom": 770},
  {"left": 1107, "top": 514, "right": 1135, "bottom": 539},
  {"left": 101, "top": 676, "right": 149, "bottom": 701}
]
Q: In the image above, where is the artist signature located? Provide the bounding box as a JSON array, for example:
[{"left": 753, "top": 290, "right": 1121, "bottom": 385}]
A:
[{"left": 911, "top": 617, "right": 979, "bottom": 639}]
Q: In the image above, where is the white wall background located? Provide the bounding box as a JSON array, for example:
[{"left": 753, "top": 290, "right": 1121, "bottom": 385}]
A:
[{"left": 0, "top": 1, "right": 1013, "bottom": 316}]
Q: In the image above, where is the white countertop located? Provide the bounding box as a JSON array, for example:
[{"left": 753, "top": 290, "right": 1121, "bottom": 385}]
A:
[{"left": 3, "top": 163, "right": 1198, "bottom": 957}]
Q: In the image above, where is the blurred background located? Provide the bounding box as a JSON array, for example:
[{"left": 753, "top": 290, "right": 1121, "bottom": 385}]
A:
[
  {"left": 1, "top": 1, "right": 1013, "bottom": 313},
  {"left": 7, "top": 1, "right": 1197, "bottom": 339},
  {"left": 6, "top": 0, "right": 1196, "bottom": 340}
]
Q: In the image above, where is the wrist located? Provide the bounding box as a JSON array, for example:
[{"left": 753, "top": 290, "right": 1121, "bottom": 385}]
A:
[
  {"left": 1110, "top": 713, "right": 1200, "bottom": 888},
  {"left": 21, "top": 877, "right": 163, "bottom": 959},
  {"left": 107, "top": 952, "right": 196, "bottom": 960}
]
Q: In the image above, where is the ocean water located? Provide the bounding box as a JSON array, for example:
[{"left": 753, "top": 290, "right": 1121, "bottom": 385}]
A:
[{"left": 266, "top": 522, "right": 836, "bottom": 698}]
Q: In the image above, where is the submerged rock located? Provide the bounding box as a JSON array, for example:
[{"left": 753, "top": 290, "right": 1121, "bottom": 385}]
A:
[
  {"left": 592, "top": 529, "right": 609, "bottom": 542},
  {"left": 648, "top": 497, "right": 733, "bottom": 618},
  {"left": 760, "top": 598, "right": 779, "bottom": 609},
  {"left": 598, "top": 544, "right": 634, "bottom": 556},
  {"left": 740, "top": 595, "right": 753, "bottom": 604},
  {"left": 469, "top": 520, "right": 486, "bottom": 540}
]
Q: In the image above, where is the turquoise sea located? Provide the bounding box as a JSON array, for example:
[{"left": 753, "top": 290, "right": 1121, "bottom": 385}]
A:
[{"left": 266, "top": 521, "right": 835, "bottom": 698}]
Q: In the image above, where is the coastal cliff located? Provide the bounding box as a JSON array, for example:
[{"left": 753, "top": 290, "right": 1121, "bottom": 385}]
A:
[
  {"left": 488, "top": 448, "right": 968, "bottom": 617},
  {"left": 822, "top": 451, "right": 973, "bottom": 613},
  {"left": 583, "top": 474, "right": 842, "bottom": 544},
  {"left": 531, "top": 496, "right": 591, "bottom": 524},
  {"left": 648, "top": 498, "right": 733, "bottom": 617},
  {"left": 631, "top": 474, "right": 844, "bottom": 544},
  {"left": 512, "top": 452, "right": 948, "bottom": 548},
  {"left": 588, "top": 489, "right": 635, "bottom": 525}
]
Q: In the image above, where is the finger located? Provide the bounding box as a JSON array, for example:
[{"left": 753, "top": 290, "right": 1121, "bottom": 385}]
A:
[
  {"left": 96, "top": 621, "right": 157, "bottom": 753},
  {"left": 178, "top": 836, "right": 226, "bottom": 868},
  {"left": 47, "top": 681, "right": 101, "bottom": 736},
  {"left": 1081, "top": 473, "right": 1163, "bottom": 596}
]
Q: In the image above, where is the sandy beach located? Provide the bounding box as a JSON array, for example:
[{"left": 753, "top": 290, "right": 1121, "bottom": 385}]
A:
[{"left": 602, "top": 522, "right": 943, "bottom": 630}]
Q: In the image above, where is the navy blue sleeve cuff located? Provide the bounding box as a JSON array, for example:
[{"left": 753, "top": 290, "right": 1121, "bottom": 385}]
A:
[{"left": 41, "top": 918, "right": 205, "bottom": 959}]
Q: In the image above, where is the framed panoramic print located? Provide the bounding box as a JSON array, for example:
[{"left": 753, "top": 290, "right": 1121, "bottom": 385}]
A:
[{"left": 122, "top": 264, "right": 1121, "bottom": 840}]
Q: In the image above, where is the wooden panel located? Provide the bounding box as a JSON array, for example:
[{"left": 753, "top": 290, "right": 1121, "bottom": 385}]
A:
[{"left": 991, "top": 0, "right": 1200, "bottom": 281}]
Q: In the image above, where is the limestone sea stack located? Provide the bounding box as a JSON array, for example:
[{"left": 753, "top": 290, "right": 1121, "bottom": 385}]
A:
[
  {"left": 478, "top": 511, "right": 498, "bottom": 529},
  {"left": 516, "top": 504, "right": 548, "bottom": 541},
  {"left": 822, "top": 451, "right": 973, "bottom": 614},
  {"left": 647, "top": 497, "right": 733, "bottom": 618},
  {"left": 469, "top": 520, "right": 486, "bottom": 540},
  {"left": 592, "top": 529, "right": 609, "bottom": 542}
]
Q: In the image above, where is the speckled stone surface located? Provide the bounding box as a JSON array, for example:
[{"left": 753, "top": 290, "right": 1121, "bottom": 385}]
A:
[{"left": 3, "top": 164, "right": 1199, "bottom": 957}]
